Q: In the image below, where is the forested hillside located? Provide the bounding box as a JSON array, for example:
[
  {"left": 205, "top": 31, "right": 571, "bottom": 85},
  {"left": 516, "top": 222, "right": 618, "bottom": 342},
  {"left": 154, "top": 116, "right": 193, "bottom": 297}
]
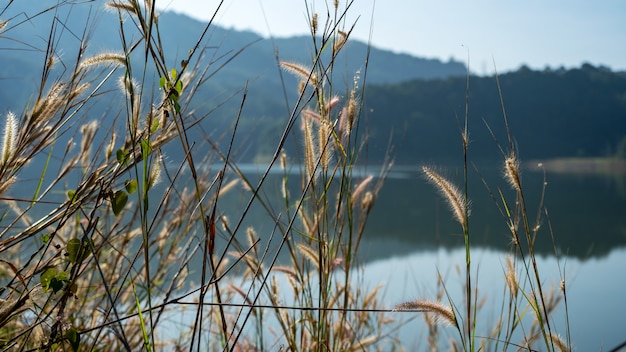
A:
[{"left": 362, "top": 64, "right": 626, "bottom": 164}]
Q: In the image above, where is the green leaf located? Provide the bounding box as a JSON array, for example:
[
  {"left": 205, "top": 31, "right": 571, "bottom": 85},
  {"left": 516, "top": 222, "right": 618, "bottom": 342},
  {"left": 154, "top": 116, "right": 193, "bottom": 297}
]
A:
[
  {"left": 67, "top": 190, "right": 76, "bottom": 203},
  {"left": 111, "top": 190, "right": 128, "bottom": 216},
  {"left": 41, "top": 233, "right": 50, "bottom": 244},
  {"left": 40, "top": 268, "right": 57, "bottom": 292},
  {"left": 67, "top": 239, "right": 81, "bottom": 264},
  {"left": 125, "top": 179, "right": 138, "bottom": 194},
  {"left": 116, "top": 148, "right": 130, "bottom": 167},
  {"left": 56, "top": 270, "right": 69, "bottom": 282},
  {"left": 171, "top": 68, "right": 177, "bottom": 81},
  {"left": 174, "top": 79, "right": 183, "bottom": 94},
  {"left": 65, "top": 328, "right": 80, "bottom": 352},
  {"left": 140, "top": 139, "right": 152, "bottom": 158},
  {"left": 49, "top": 278, "right": 64, "bottom": 293},
  {"left": 150, "top": 118, "right": 160, "bottom": 133},
  {"left": 159, "top": 76, "right": 166, "bottom": 89}
]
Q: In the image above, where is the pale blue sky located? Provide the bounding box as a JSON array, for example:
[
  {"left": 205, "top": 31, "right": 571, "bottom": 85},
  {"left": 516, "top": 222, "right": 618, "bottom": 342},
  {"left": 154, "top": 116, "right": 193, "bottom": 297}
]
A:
[{"left": 158, "top": 0, "right": 626, "bottom": 73}]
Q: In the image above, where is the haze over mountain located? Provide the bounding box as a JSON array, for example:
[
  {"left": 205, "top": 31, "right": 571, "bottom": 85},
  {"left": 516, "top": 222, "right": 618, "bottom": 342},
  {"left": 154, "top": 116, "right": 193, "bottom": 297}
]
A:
[{"left": 1, "top": 2, "right": 625, "bottom": 166}]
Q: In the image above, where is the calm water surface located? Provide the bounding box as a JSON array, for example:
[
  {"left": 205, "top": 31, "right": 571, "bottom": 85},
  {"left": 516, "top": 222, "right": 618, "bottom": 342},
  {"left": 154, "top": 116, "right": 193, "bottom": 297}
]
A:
[{"left": 217, "top": 163, "right": 626, "bottom": 350}]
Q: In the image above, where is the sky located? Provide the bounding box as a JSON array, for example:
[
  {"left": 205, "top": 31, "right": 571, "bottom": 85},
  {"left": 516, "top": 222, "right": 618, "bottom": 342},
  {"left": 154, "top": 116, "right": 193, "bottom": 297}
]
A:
[{"left": 156, "top": 0, "right": 626, "bottom": 74}]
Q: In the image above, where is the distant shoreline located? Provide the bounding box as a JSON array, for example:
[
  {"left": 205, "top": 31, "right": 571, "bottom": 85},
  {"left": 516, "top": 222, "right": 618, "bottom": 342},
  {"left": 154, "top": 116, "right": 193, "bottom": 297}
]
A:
[{"left": 527, "top": 157, "right": 626, "bottom": 174}]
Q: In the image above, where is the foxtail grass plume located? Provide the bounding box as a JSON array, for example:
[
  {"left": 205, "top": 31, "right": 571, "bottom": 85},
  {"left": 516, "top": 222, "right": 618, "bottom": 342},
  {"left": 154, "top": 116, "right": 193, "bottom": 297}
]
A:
[
  {"left": 148, "top": 153, "right": 162, "bottom": 189},
  {"left": 361, "top": 191, "right": 374, "bottom": 212},
  {"left": 422, "top": 166, "right": 469, "bottom": 229},
  {"left": 79, "top": 121, "right": 98, "bottom": 167},
  {"left": 0, "top": 20, "right": 8, "bottom": 34},
  {"left": 280, "top": 61, "right": 317, "bottom": 88},
  {"left": 505, "top": 256, "right": 518, "bottom": 298},
  {"left": 317, "top": 118, "right": 334, "bottom": 170},
  {"left": 79, "top": 52, "right": 126, "bottom": 71},
  {"left": 0, "top": 175, "right": 16, "bottom": 194},
  {"left": 1, "top": 112, "right": 17, "bottom": 165},
  {"left": 297, "top": 243, "right": 319, "bottom": 269},
  {"left": 549, "top": 333, "right": 570, "bottom": 352},
  {"left": 311, "top": 13, "right": 318, "bottom": 35},
  {"left": 333, "top": 30, "right": 348, "bottom": 53},
  {"left": 279, "top": 150, "right": 287, "bottom": 170},
  {"left": 105, "top": 131, "right": 116, "bottom": 160},
  {"left": 351, "top": 175, "right": 373, "bottom": 204},
  {"left": 105, "top": 1, "right": 139, "bottom": 16},
  {"left": 303, "top": 117, "right": 318, "bottom": 180},
  {"left": 504, "top": 154, "right": 522, "bottom": 192},
  {"left": 392, "top": 300, "right": 458, "bottom": 328}
]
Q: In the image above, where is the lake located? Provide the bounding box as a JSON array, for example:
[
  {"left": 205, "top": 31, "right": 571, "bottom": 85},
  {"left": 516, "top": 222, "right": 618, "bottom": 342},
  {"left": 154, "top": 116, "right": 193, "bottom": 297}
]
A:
[
  {"left": 6, "top": 159, "right": 624, "bottom": 350},
  {"left": 209, "top": 161, "right": 626, "bottom": 350}
]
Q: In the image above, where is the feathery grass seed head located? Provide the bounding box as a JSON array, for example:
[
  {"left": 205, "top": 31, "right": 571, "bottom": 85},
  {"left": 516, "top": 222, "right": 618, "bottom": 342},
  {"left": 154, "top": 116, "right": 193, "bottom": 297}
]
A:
[
  {"left": 352, "top": 175, "right": 373, "bottom": 204},
  {"left": 392, "top": 300, "right": 457, "bottom": 328},
  {"left": 505, "top": 256, "right": 518, "bottom": 297},
  {"left": 280, "top": 61, "right": 317, "bottom": 87},
  {"left": 2, "top": 112, "right": 18, "bottom": 165},
  {"left": 105, "top": 1, "right": 139, "bottom": 16},
  {"left": 279, "top": 150, "right": 287, "bottom": 170},
  {"left": 333, "top": 31, "right": 348, "bottom": 52},
  {"left": 311, "top": 13, "right": 318, "bottom": 34},
  {"left": 549, "top": 333, "right": 570, "bottom": 352},
  {"left": 105, "top": 131, "right": 116, "bottom": 160},
  {"left": 0, "top": 20, "right": 8, "bottom": 33},
  {"left": 79, "top": 52, "right": 126, "bottom": 71},
  {"left": 504, "top": 155, "right": 522, "bottom": 192},
  {"left": 361, "top": 191, "right": 374, "bottom": 211},
  {"left": 148, "top": 153, "right": 162, "bottom": 189},
  {"left": 422, "top": 166, "right": 469, "bottom": 229},
  {"left": 79, "top": 121, "right": 97, "bottom": 167}
]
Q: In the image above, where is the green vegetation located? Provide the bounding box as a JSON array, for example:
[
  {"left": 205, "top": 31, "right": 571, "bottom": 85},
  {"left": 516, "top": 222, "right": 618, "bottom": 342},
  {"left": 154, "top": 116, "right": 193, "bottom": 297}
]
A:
[
  {"left": 365, "top": 64, "right": 626, "bottom": 163},
  {"left": 0, "top": 0, "right": 607, "bottom": 351}
]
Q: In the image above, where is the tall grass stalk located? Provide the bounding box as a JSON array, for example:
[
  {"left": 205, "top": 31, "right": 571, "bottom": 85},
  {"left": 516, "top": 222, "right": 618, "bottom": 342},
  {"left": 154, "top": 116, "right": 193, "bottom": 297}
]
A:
[
  {"left": 393, "top": 64, "right": 571, "bottom": 351},
  {"left": 0, "top": 0, "right": 395, "bottom": 350},
  {"left": 0, "top": 1, "right": 575, "bottom": 351}
]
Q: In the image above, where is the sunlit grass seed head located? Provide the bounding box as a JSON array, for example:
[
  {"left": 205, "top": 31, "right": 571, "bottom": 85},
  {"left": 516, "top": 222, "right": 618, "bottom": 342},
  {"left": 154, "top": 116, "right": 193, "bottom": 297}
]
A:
[
  {"left": 392, "top": 300, "right": 458, "bottom": 328},
  {"left": 105, "top": 1, "right": 139, "bottom": 16},
  {"left": 79, "top": 52, "right": 126, "bottom": 71},
  {"left": 311, "top": 12, "right": 318, "bottom": 35},
  {"left": 104, "top": 131, "right": 116, "bottom": 160},
  {"left": 504, "top": 154, "right": 522, "bottom": 192},
  {"left": 351, "top": 175, "right": 373, "bottom": 204},
  {"left": 0, "top": 19, "right": 8, "bottom": 34},
  {"left": 422, "top": 166, "right": 469, "bottom": 229},
  {"left": 505, "top": 256, "right": 518, "bottom": 298},
  {"left": 333, "top": 30, "right": 348, "bottom": 53},
  {"left": 148, "top": 153, "right": 162, "bottom": 189},
  {"left": 79, "top": 121, "right": 98, "bottom": 167},
  {"left": 280, "top": 61, "right": 318, "bottom": 88},
  {"left": 1, "top": 111, "right": 18, "bottom": 166},
  {"left": 549, "top": 333, "right": 570, "bottom": 352},
  {"left": 361, "top": 191, "right": 374, "bottom": 212}
]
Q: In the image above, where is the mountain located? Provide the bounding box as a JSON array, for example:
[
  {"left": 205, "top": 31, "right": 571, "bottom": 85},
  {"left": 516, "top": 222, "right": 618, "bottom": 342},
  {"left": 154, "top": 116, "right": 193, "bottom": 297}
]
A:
[
  {"left": 363, "top": 64, "right": 626, "bottom": 164},
  {"left": 2, "top": 2, "right": 624, "bottom": 166},
  {"left": 0, "top": 2, "right": 466, "bottom": 107}
]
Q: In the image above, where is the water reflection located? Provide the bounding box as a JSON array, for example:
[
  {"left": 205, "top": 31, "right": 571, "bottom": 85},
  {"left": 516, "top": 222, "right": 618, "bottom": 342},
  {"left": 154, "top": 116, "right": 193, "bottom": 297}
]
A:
[
  {"left": 365, "top": 246, "right": 626, "bottom": 351},
  {"left": 363, "top": 165, "right": 626, "bottom": 260},
  {"left": 219, "top": 163, "right": 626, "bottom": 263}
]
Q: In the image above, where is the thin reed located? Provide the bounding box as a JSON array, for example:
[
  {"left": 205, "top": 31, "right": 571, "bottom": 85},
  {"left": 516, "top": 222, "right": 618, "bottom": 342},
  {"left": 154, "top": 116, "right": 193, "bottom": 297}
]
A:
[{"left": 0, "top": 0, "right": 575, "bottom": 351}]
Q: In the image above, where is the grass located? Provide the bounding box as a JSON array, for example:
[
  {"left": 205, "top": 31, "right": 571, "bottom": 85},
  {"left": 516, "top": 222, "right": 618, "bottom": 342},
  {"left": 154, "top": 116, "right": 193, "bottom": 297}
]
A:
[{"left": 0, "top": 0, "right": 577, "bottom": 351}]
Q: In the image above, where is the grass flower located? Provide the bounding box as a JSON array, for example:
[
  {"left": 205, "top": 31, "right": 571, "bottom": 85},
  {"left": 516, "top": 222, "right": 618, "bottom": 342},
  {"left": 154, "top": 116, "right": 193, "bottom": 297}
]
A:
[
  {"left": 422, "top": 166, "right": 469, "bottom": 229},
  {"left": 392, "top": 300, "right": 458, "bottom": 328},
  {"left": 1, "top": 112, "right": 17, "bottom": 166},
  {"left": 504, "top": 154, "right": 522, "bottom": 192}
]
